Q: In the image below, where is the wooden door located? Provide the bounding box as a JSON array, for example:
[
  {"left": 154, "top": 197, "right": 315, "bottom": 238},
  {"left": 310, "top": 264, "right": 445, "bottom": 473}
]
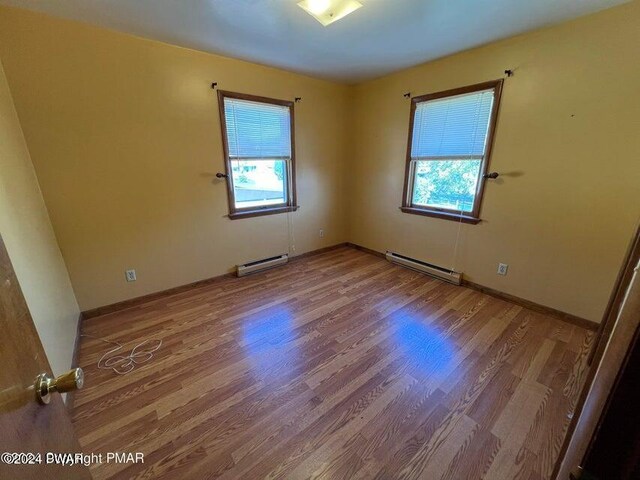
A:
[
  {"left": 582, "top": 325, "right": 640, "bottom": 478},
  {"left": 0, "top": 235, "right": 91, "bottom": 479},
  {"left": 554, "top": 223, "right": 640, "bottom": 479}
]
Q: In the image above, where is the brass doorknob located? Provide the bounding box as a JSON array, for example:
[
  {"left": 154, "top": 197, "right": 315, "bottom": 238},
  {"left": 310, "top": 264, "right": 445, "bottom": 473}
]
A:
[{"left": 35, "top": 368, "right": 84, "bottom": 405}]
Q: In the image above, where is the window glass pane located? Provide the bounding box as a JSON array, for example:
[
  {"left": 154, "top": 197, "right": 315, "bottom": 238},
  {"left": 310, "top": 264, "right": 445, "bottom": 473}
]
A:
[
  {"left": 412, "top": 159, "right": 482, "bottom": 212},
  {"left": 232, "top": 159, "right": 287, "bottom": 209}
]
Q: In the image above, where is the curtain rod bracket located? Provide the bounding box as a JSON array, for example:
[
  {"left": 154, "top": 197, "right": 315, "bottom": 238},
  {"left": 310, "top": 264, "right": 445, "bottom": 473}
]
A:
[
  {"left": 403, "top": 92, "right": 411, "bottom": 98},
  {"left": 295, "top": 97, "right": 302, "bottom": 103},
  {"left": 504, "top": 69, "right": 514, "bottom": 77},
  {"left": 211, "top": 82, "right": 218, "bottom": 89}
]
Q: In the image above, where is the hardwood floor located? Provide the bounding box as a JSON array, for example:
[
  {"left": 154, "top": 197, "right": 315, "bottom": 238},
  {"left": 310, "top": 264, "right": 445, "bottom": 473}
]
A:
[{"left": 72, "top": 246, "right": 594, "bottom": 480}]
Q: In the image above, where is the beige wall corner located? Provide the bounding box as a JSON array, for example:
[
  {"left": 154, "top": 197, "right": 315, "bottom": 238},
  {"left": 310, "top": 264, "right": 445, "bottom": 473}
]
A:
[
  {"left": 349, "top": 1, "right": 640, "bottom": 322},
  {"left": 0, "top": 58, "right": 80, "bottom": 377}
]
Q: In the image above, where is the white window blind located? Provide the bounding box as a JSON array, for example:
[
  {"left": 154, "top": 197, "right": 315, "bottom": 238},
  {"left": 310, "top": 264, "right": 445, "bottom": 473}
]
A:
[
  {"left": 410, "top": 89, "right": 495, "bottom": 159},
  {"left": 224, "top": 98, "right": 291, "bottom": 159}
]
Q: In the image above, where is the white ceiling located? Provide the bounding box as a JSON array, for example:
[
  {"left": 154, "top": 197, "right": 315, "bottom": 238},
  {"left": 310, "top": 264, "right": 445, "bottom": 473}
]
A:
[{"left": 0, "top": 0, "right": 630, "bottom": 83}]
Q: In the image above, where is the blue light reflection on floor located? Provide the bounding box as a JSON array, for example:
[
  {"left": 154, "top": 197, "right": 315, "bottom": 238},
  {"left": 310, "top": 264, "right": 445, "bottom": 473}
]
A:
[
  {"left": 392, "top": 315, "right": 455, "bottom": 373},
  {"left": 240, "top": 306, "right": 296, "bottom": 346},
  {"left": 239, "top": 306, "right": 456, "bottom": 380},
  {"left": 240, "top": 305, "right": 301, "bottom": 379}
]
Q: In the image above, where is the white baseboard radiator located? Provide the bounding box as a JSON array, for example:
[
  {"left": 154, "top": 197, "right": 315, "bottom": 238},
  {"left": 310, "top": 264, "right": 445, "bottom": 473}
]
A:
[
  {"left": 236, "top": 253, "right": 289, "bottom": 277},
  {"left": 385, "top": 251, "right": 462, "bottom": 285}
]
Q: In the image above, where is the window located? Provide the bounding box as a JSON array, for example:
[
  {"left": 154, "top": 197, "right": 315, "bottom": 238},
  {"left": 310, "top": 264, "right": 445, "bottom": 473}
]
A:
[
  {"left": 218, "top": 91, "right": 298, "bottom": 219},
  {"left": 401, "top": 80, "right": 503, "bottom": 224}
]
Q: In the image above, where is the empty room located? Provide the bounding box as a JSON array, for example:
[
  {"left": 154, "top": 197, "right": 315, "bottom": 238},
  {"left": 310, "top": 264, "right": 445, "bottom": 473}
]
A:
[{"left": 1, "top": 1, "right": 639, "bottom": 479}]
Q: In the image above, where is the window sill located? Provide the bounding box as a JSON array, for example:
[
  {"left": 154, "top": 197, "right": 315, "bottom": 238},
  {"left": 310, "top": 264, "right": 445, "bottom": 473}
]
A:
[
  {"left": 228, "top": 205, "right": 299, "bottom": 220},
  {"left": 400, "top": 206, "right": 481, "bottom": 224}
]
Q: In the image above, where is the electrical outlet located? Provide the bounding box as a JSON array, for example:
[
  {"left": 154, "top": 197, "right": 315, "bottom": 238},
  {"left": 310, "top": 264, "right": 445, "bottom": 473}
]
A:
[
  {"left": 497, "top": 263, "right": 509, "bottom": 276},
  {"left": 125, "top": 269, "right": 137, "bottom": 282},
  {"left": 319, "top": 229, "right": 325, "bottom": 238}
]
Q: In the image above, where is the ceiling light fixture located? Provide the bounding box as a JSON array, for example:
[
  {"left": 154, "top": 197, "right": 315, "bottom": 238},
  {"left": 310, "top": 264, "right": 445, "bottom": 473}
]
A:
[{"left": 297, "top": 0, "right": 363, "bottom": 27}]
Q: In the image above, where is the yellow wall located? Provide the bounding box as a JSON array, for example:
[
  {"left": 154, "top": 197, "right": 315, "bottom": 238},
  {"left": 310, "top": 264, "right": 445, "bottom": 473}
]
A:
[
  {"left": 1, "top": 3, "right": 639, "bottom": 321},
  {"left": 0, "top": 58, "right": 80, "bottom": 376},
  {"left": 0, "top": 7, "right": 351, "bottom": 311},
  {"left": 349, "top": 1, "right": 640, "bottom": 322}
]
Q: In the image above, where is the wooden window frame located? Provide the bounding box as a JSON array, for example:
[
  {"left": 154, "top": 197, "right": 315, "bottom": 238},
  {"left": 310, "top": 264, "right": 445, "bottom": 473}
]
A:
[
  {"left": 217, "top": 90, "right": 299, "bottom": 220},
  {"left": 400, "top": 79, "right": 503, "bottom": 224}
]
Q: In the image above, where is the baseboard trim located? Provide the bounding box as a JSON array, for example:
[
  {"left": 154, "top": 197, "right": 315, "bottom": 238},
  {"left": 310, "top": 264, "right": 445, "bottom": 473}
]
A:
[
  {"left": 65, "top": 312, "right": 84, "bottom": 411},
  {"left": 81, "top": 243, "right": 349, "bottom": 320},
  {"left": 461, "top": 280, "right": 598, "bottom": 331},
  {"left": 346, "top": 242, "right": 386, "bottom": 259},
  {"left": 82, "top": 273, "right": 236, "bottom": 319},
  {"left": 80, "top": 240, "right": 598, "bottom": 332},
  {"left": 346, "top": 242, "right": 599, "bottom": 331},
  {"left": 291, "top": 242, "right": 348, "bottom": 261}
]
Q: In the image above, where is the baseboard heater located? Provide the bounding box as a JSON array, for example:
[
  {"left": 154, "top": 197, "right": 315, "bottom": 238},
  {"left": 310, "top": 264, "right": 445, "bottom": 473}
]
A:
[
  {"left": 236, "top": 253, "right": 289, "bottom": 277},
  {"left": 385, "top": 251, "right": 462, "bottom": 285}
]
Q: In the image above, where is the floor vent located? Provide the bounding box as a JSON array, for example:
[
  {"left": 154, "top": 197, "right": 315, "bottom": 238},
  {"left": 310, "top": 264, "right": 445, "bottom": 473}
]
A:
[
  {"left": 385, "top": 251, "right": 462, "bottom": 285},
  {"left": 237, "top": 254, "right": 289, "bottom": 277}
]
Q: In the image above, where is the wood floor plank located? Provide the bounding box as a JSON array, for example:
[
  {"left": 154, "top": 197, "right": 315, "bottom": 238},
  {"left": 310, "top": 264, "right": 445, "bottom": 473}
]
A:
[{"left": 71, "top": 246, "right": 592, "bottom": 480}]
